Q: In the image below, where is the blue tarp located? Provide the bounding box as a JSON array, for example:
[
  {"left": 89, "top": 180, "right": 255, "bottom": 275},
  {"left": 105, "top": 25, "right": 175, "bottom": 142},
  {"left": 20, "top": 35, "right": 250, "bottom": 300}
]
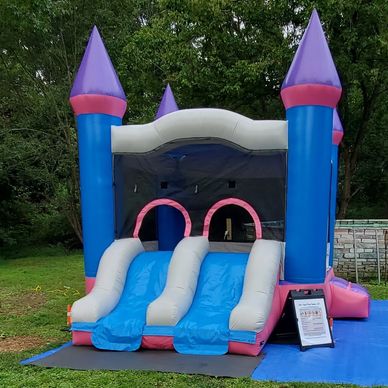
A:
[
  {"left": 253, "top": 300, "right": 388, "bottom": 386},
  {"left": 174, "top": 252, "right": 249, "bottom": 355},
  {"left": 91, "top": 251, "right": 172, "bottom": 351}
]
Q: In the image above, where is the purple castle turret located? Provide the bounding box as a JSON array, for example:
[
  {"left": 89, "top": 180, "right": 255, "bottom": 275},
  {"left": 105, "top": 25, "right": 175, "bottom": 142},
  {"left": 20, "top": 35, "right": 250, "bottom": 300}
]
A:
[
  {"left": 156, "top": 84, "right": 179, "bottom": 119},
  {"left": 70, "top": 26, "right": 127, "bottom": 293},
  {"left": 281, "top": 10, "right": 342, "bottom": 283}
]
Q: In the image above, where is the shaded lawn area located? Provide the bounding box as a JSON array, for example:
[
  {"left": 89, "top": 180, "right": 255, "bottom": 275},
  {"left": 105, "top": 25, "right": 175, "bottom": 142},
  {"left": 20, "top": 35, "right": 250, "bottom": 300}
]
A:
[{"left": 0, "top": 249, "right": 386, "bottom": 387}]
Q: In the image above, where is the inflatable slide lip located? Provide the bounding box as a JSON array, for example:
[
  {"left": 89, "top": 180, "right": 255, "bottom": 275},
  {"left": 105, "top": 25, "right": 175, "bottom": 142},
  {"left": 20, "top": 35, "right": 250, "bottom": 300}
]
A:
[{"left": 71, "top": 238, "right": 144, "bottom": 323}]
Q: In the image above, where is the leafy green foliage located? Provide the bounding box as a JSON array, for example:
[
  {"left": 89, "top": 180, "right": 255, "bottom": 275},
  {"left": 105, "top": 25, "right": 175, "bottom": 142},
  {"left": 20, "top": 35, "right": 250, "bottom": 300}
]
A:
[{"left": 0, "top": 0, "right": 387, "bottom": 248}]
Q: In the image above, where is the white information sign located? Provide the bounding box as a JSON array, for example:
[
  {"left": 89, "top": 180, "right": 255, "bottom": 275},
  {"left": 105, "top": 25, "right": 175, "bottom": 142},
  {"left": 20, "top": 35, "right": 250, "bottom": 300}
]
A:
[{"left": 293, "top": 298, "right": 333, "bottom": 348}]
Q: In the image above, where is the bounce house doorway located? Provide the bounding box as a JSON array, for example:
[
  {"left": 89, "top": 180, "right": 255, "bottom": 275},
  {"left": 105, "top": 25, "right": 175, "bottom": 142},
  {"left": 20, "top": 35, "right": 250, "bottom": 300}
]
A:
[
  {"left": 133, "top": 199, "right": 191, "bottom": 251},
  {"left": 203, "top": 199, "right": 262, "bottom": 244}
]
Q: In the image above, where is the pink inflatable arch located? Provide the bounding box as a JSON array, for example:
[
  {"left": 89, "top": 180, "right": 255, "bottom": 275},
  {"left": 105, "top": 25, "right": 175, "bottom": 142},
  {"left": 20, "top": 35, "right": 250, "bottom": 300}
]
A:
[
  {"left": 133, "top": 198, "right": 192, "bottom": 238},
  {"left": 202, "top": 198, "right": 262, "bottom": 239}
]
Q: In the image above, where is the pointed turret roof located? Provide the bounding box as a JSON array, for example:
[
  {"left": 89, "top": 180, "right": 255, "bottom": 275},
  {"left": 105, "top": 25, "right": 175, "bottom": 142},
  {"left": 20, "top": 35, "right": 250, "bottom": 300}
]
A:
[
  {"left": 282, "top": 9, "right": 341, "bottom": 89},
  {"left": 70, "top": 26, "right": 126, "bottom": 100},
  {"left": 333, "top": 109, "right": 343, "bottom": 132},
  {"left": 155, "top": 84, "right": 179, "bottom": 119}
]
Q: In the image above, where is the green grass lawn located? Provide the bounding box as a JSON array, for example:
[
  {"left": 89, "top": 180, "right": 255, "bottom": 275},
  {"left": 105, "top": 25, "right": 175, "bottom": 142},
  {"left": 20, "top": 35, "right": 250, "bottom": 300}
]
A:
[{"left": 0, "top": 249, "right": 385, "bottom": 387}]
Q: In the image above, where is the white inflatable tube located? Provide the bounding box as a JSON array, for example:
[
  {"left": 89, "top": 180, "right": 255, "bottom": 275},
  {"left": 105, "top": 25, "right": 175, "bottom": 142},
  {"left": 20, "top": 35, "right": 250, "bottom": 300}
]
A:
[
  {"left": 71, "top": 238, "right": 144, "bottom": 323},
  {"left": 111, "top": 109, "right": 288, "bottom": 153},
  {"left": 146, "top": 236, "right": 209, "bottom": 326},
  {"left": 229, "top": 239, "right": 283, "bottom": 332}
]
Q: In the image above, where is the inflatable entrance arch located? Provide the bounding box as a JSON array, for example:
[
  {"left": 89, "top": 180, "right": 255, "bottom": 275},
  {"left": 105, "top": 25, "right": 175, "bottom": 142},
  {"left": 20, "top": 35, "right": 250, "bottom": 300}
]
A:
[
  {"left": 133, "top": 199, "right": 192, "bottom": 238},
  {"left": 202, "top": 198, "right": 262, "bottom": 240}
]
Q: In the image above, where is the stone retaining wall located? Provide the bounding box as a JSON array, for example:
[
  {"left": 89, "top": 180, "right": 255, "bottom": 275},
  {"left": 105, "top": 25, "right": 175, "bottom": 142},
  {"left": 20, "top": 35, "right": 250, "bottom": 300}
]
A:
[{"left": 333, "top": 220, "right": 388, "bottom": 281}]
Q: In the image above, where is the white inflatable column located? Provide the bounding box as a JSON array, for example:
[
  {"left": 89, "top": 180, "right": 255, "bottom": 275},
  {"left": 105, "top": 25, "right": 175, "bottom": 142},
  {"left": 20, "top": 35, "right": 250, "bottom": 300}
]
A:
[
  {"left": 147, "top": 236, "right": 209, "bottom": 326},
  {"left": 229, "top": 239, "right": 283, "bottom": 332}
]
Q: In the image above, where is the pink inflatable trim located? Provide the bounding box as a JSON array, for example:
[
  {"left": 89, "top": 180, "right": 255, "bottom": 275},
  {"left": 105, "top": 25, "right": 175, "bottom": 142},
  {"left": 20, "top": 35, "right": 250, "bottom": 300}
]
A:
[
  {"left": 85, "top": 277, "right": 96, "bottom": 294},
  {"left": 141, "top": 335, "right": 174, "bottom": 350},
  {"left": 69, "top": 94, "right": 127, "bottom": 117},
  {"left": 72, "top": 331, "right": 92, "bottom": 346},
  {"left": 203, "top": 198, "right": 262, "bottom": 239},
  {"left": 281, "top": 84, "right": 342, "bottom": 109},
  {"left": 133, "top": 199, "right": 192, "bottom": 238},
  {"left": 332, "top": 129, "right": 344, "bottom": 145}
]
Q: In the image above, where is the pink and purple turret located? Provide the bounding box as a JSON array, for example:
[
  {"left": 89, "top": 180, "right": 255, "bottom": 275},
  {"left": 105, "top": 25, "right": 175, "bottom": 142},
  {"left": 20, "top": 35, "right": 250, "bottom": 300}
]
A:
[
  {"left": 70, "top": 26, "right": 127, "bottom": 117},
  {"left": 70, "top": 27, "right": 127, "bottom": 293},
  {"left": 155, "top": 84, "right": 179, "bottom": 120},
  {"left": 281, "top": 9, "right": 342, "bottom": 110},
  {"left": 281, "top": 9, "right": 342, "bottom": 284},
  {"left": 280, "top": 9, "right": 368, "bottom": 318}
]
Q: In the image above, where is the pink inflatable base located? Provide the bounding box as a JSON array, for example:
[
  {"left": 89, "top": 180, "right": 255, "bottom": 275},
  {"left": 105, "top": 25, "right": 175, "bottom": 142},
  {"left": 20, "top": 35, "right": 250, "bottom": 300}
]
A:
[
  {"left": 73, "top": 270, "right": 370, "bottom": 355},
  {"left": 278, "top": 269, "right": 370, "bottom": 319},
  {"left": 72, "top": 330, "right": 92, "bottom": 346},
  {"left": 142, "top": 335, "right": 174, "bottom": 350},
  {"left": 329, "top": 276, "right": 370, "bottom": 318}
]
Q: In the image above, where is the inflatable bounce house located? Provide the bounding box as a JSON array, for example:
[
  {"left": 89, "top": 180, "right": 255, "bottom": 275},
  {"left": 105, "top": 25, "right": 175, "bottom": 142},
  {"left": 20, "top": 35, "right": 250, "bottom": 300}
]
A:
[{"left": 69, "top": 10, "right": 370, "bottom": 356}]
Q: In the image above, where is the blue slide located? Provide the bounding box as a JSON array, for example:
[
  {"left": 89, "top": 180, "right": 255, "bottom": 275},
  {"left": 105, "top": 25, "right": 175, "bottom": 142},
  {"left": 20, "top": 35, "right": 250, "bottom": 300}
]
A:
[
  {"left": 91, "top": 251, "right": 173, "bottom": 351},
  {"left": 77, "top": 247, "right": 253, "bottom": 355},
  {"left": 174, "top": 252, "right": 249, "bottom": 355}
]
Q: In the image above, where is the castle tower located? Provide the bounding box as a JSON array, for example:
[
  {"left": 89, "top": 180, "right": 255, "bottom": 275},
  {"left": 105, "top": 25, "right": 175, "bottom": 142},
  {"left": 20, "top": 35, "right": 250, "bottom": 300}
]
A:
[
  {"left": 156, "top": 84, "right": 179, "bottom": 119},
  {"left": 155, "top": 84, "right": 185, "bottom": 250},
  {"left": 329, "top": 109, "right": 344, "bottom": 267},
  {"left": 70, "top": 26, "right": 127, "bottom": 293},
  {"left": 281, "top": 10, "right": 342, "bottom": 283}
]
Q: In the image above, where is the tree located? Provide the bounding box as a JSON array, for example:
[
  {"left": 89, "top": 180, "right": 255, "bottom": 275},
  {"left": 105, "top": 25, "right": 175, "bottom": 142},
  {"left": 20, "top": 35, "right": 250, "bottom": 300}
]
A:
[
  {"left": 317, "top": 0, "right": 388, "bottom": 218},
  {"left": 0, "top": 0, "right": 387, "bottom": 249},
  {"left": 0, "top": 0, "right": 155, "bottom": 246}
]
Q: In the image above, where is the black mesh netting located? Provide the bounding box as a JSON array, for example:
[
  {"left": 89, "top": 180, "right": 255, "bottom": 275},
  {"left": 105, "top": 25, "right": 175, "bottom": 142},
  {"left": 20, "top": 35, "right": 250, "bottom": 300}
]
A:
[{"left": 114, "top": 142, "right": 287, "bottom": 241}]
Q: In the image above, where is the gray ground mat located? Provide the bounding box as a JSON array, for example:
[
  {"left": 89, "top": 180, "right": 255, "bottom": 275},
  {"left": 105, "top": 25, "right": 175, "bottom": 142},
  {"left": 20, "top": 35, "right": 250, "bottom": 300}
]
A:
[{"left": 23, "top": 345, "right": 263, "bottom": 377}]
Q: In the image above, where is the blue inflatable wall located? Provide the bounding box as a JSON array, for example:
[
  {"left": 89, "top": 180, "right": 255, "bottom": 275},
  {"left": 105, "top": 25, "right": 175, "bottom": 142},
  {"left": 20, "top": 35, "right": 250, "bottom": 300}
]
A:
[{"left": 285, "top": 106, "right": 333, "bottom": 283}]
